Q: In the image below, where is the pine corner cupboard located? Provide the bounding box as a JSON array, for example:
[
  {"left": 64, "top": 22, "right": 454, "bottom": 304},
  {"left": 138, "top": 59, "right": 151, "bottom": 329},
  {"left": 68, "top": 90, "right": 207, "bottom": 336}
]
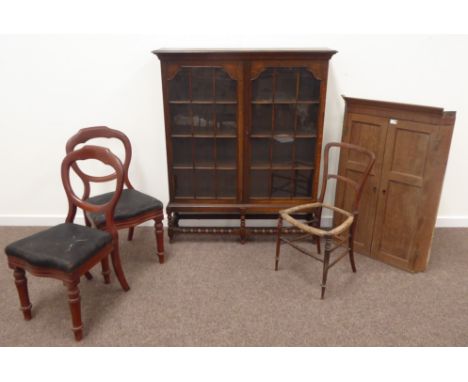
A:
[
  {"left": 154, "top": 49, "right": 337, "bottom": 242},
  {"left": 335, "top": 97, "right": 455, "bottom": 272}
]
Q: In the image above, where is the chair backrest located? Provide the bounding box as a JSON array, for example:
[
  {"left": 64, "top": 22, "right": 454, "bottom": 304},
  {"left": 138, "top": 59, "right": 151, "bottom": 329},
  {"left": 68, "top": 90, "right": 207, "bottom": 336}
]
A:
[
  {"left": 65, "top": 126, "right": 133, "bottom": 200},
  {"left": 318, "top": 142, "right": 376, "bottom": 214},
  {"left": 61, "top": 145, "right": 124, "bottom": 235}
]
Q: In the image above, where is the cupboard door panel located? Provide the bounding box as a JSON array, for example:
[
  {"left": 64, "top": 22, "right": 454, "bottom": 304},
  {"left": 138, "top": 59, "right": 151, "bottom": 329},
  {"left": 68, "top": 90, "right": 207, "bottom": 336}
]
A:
[
  {"left": 334, "top": 113, "right": 387, "bottom": 255},
  {"left": 371, "top": 120, "right": 433, "bottom": 270}
]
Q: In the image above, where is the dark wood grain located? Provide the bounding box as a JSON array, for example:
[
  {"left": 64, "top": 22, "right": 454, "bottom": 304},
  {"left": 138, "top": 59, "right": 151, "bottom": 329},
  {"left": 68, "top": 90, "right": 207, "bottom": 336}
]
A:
[{"left": 155, "top": 49, "right": 337, "bottom": 241}]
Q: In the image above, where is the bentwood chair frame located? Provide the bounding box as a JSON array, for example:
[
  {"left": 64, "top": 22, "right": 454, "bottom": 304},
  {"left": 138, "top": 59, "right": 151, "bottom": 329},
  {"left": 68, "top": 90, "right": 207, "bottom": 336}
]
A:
[
  {"left": 6, "top": 145, "right": 130, "bottom": 341},
  {"left": 275, "top": 142, "right": 376, "bottom": 299},
  {"left": 66, "top": 126, "right": 165, "bottom": 264}
]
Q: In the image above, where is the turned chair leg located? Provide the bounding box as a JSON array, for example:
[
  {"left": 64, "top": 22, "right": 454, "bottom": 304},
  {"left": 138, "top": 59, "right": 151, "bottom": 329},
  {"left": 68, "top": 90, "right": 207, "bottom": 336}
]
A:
[
  {"left": 321, "top": 237, "right": 332, "bottom": 300},
  {"left": 84, "top": 272, "right": 93, "bottom": 280},
  {"left": 315, "top": 235, "right": 321, "bottom": 254},
  {"left": 101, "top": 256, "right": 111, "bottom": 284},
  {"left": 348, "top": 230, "right": 357, "bottom": 273},
  {"left": 275, "top": 217, "right": 283, "bottom": 271},
  {"left": 110, "top": 247, "right": 130, "bottom": 291},
  {"left": 13, "top": 268, "right": 32, "bottom": 320},
  {"left": 65, "top": 280, "right": 83, "bottom": 341},
  {"left": 127, "top": 227, "right": 134, "bottom": 241},
  {"left": 154, "top": 218, "right": 165, "bottom": 264}
]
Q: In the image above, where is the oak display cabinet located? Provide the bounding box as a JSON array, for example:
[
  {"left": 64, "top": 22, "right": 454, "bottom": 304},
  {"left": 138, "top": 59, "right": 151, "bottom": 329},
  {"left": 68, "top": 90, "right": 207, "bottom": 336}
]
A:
[{"left": 154, "top": 49, "right": 337, "bottom": 242}]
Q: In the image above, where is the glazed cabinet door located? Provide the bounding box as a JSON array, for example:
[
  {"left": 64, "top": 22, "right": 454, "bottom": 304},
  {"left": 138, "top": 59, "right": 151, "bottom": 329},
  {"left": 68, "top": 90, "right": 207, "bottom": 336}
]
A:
[
  {"left": 334, "top": 113, "right": 388, "bottom": 255},
  {"left": 163, "top": 63, "right": 243, "bottom": 202},
  {"left": 246, "top": 62, "right": 325, "bottom": 202},
  {"left": 370, "top": 119, "right": 435, "bottom": 271}
]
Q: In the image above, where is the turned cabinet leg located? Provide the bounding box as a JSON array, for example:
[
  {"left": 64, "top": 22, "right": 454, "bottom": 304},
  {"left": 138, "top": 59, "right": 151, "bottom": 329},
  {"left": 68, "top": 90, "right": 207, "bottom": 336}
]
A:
[
  {"left": 65, "top": 281, "right": 83, "bottom": 341},
  {"left": 275, "top": 217, "right": 283, "bottom": 271},
  {"left": 167, "top": 210, "right": 175, "bottom": 243},
  {"left": 321, "top": 237, "right": 332, "bottom": 300},
  {"left": 127, "top": 227, "right": 135, "bottom": 241},
  {"left": 13, "top": 268, "right": 32, "bottom": 320},
  {"left": 240, "top": 214, "right": 246, "bottom": 244},
  {"left": 101, "top": 256, "right": 111, "bottom": 284},
  {"left": 154, "top": 218, "right": 165, "bottom": 264},
  {"left": 110, "top": 246, "right": 130, "bottom": 292}
]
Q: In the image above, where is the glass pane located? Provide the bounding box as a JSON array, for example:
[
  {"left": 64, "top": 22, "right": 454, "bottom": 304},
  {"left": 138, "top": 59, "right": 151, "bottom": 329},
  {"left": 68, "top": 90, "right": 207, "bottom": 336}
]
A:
[
  {"left": 169, "top": 67, "right": 190, "bottom": 101},
  {"left": 252, "top": 104, "right": 272, "bottom": 135},
  {"left": 192, "top": 67, "right": 214, "bottom": 101},
  {"left": 296, "top": 104, "right": 318, "bottom": 135},
  {"left": 272, "top": 138, "right": 293, "bottom": 166},
  {"left": 217, "top": 139, "right": 236, "bottom": 167},
  {"left": 295, "top": 138, "right": 316, "bottom": 167},
  {"left": 192, "top": 104, "right": 214, "bottom": 135},
  {"left": 215, "top": 69, "right": 237, "bottom": 101},
  {"left": 216, "top": 104, "right": 237, "bottom": 136},
  {"left": 217, "top": 170, "right": 236, "bottom": 197},
  {"left": 275, "top": 68, "right": 297, "bottom": 101},
  {"left": 251, "top": 138, "right": 270, "bottom": 167},
  {"left": 271, "top": 170, "right": 293, "bottom": 197},
  {"left": 195, "top": 170, "right": 215, "bottom": 197},
  {"left": 252, "top": 68, "right": 273, "bottom": 101},
  {"left": 172, "top": 138, "right": 192, "bottom": 167},
  {"left": 294, "top": 170, "right": 314, "bottom": 197},
  {"left": 174, "top": 169, "right": 193, "bottom": 197},
  {"left": 298, "top": 69, "right": 321, "bottom": 101},
  {"left": 170, "top": 104, "right": 192, "bottom": 135},
  {"left": 194, "top": 138, "right": 214, "bottom": 166},
  {"left": 275, "top": 104, "right": 295, "bottom": 134},
  {"left": 250, "top": 170, "right": 270, "bottom": 197}
]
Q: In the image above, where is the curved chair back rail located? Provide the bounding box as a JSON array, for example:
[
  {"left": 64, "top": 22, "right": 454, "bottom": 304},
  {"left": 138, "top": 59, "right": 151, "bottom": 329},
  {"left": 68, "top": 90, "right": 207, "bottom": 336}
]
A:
[
  {"left": 318, "top": 141, "right": 376, "bottom": 214},
  {"left": 65, "top": 126, "right": 134, "bottom": 199},
  {"left": 61, "top": 145, "right": 124, "bottom": 235}
]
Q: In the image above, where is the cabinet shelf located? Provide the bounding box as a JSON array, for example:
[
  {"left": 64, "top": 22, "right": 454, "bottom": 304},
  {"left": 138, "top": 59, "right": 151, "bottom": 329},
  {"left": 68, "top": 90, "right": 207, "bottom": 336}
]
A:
[
  {"left": 251, "top": 99, "right": 320, "bottom": 105},
  {"left": 250, "top": 133, "right": 316, "bottom": 139},
  {"left": 173, "top": 164, "right": 236, "bottom": 170},
  {"left": 250, "top": 163, "right": 315, "bottom": 170},
  {"left": 172, "top": 134, "right": 237, "bottom": 138},
  {"left": 169, "top": 100, "right": 237, "bottom": 105}
]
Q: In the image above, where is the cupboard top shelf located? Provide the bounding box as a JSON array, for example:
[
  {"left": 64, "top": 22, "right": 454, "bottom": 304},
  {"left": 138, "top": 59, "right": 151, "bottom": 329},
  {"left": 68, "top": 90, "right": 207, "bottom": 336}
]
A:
[{"left": 154, "top": 48, "right": 338, "bottom": 60}]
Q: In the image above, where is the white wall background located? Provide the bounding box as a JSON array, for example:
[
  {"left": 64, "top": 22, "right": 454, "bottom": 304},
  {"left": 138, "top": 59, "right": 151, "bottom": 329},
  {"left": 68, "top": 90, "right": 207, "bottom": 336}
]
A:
[{"left": 0, "top": 34, "right": 467, "bottom": 226}]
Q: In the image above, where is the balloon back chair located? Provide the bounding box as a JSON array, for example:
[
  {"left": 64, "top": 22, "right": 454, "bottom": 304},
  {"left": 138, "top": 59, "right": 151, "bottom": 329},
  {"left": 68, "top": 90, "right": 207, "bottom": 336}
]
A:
[
  {"left": 66, "top": 126, "right": 165, "bottom": 264},
  {"left": 275, "top": 142, "right": 375, "bottom": 299},
  {"left": 5, "top": 145, "right": 130, "bottom": 341}
]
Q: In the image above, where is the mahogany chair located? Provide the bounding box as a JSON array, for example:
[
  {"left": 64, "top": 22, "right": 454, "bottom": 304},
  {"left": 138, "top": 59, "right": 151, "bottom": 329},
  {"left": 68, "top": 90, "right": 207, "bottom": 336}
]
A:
[
  {"left": 4, "top": 145, "right": 130, "bottom": 341},
  {"left": 66, "top": 126, "right": 165, "bottom": 264},
  {"left": 275, "top": 142, "right": 375, "bottom": 299}
]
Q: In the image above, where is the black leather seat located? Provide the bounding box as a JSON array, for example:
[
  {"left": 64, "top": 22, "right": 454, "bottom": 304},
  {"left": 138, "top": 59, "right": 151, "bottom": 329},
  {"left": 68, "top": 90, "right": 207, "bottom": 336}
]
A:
[
  {"left": 5, "top": 223, "right": 112, "bottom": 272},
  {"left": 86, "top": 189, "right": 163, "bottom": 227}
]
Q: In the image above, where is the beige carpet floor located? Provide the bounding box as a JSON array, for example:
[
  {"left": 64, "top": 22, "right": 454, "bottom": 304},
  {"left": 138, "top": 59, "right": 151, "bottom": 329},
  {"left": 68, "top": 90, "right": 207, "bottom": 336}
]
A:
[{"left": 0, "top": 226, "right": 467, "bottom": 346}]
